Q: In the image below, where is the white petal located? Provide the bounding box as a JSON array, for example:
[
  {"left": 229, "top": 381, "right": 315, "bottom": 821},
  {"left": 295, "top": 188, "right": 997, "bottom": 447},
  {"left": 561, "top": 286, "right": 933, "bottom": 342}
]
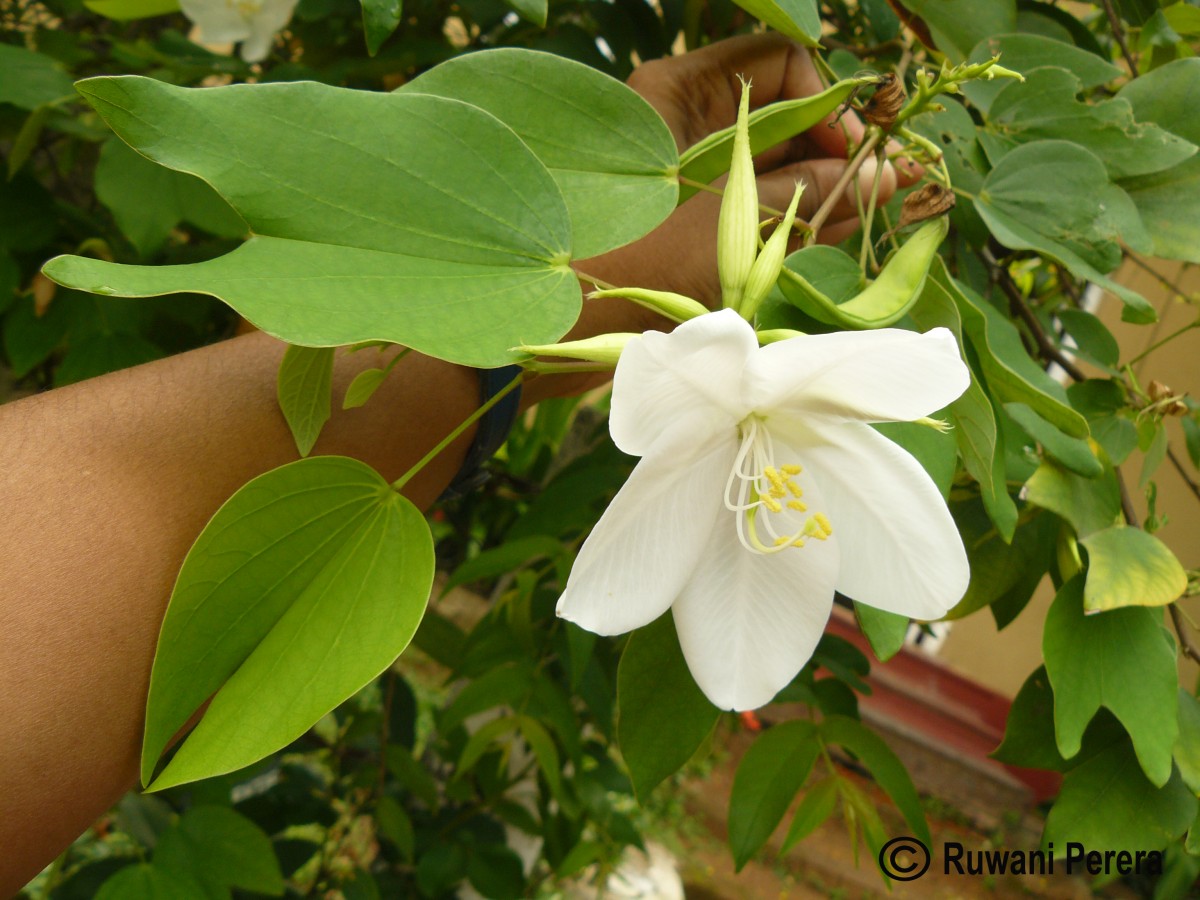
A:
[
  {"left": 239, "top": 0, "right": 298, "bottom": 59},
  {"left": 556, "top": 426, "right": 736, "bottom": 636},
  {"left": 776, "top": 419, "right": 968, "bottom": 620},
  {"left": 180, "top": 0, "right": 252, "bottom": 42},
  {"left": 672, "top": 492, "right": 840, "bottom": 711},
  {"left": 747, "top": 327, "right": 969, "bottom": 423},
  {"left": 609, "top": 309, "right": 756, "bottom": 457}
]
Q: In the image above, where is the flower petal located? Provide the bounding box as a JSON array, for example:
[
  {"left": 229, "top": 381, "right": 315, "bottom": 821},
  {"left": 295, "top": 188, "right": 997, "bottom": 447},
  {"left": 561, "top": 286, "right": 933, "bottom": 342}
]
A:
[
  {"left": 777, "top": 419, "right": 968, "bottom": 620},
  {"left": 609, "top": 308, "right": 756, "bottom": 457},
  {"left": 672, "top": 495, "right": 840, "bottom": 711},
  {"left": 556, "top": 425, "right": 736, "bottom": 636},
  {"left": 747, "top": 327, "right": 968, "bottom": 423},
  {"left": 180, "top": 0, "right": 253, "bottom": 43}
]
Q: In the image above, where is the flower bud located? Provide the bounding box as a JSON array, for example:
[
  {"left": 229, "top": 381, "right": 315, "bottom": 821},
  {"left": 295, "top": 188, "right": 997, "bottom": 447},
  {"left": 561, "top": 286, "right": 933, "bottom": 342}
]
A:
[
  {"left": 756, "top": 328, "right": 807, "bottom": 344},
  {"left": 516, "top": 332, "right": 636, "bottom": 366},
  {"left": 739, "top": 181, "right": 804, "bottom": 321},
  {"left": 717, "top": 77, "right": 759, "bottom": 312},
  {"left": 588, "top": 287, "right": 709, "bottom": 323}
]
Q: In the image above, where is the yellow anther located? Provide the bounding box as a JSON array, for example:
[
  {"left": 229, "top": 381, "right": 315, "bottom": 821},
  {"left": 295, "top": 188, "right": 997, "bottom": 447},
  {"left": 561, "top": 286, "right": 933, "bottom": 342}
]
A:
[
  {"left": 803, "top": 517, "right": 830, "bottom": 540},
  {"left": 786, "top": 480, "right": 804, "bottom": 498},
  {"left": 762, "top": 496, "right": 783, "bottom": 513},
  {"left": 769, "top": 486, "right": 786, "bottom": 499},
  {"left": 791, "top": 537, "right": 806, "bottom": 548},
  {"left": 764, "top": 467, "right": 784, "bottom": 490},
  {"left": 774, "top": 536, "right": 790, "bottom": 547},
  {"left": 815, "top": 512, "right": 833, "bottom": 535},
  {"left": 782, "top": 464, "right": 802, "bottom": 475},
  {"left": 788, "top": 500, "right": 807, "bottom": 512}
]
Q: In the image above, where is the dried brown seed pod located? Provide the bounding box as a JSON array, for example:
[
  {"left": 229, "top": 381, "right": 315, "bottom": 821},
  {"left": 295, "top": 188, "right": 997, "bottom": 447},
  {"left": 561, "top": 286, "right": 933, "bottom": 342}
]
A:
[
  {"left": 862, "top": 73, "right": 906, "bottom": 131},
  {"left": 1149, "top": 379, "right": 1173, "bottom": 402},
  {"left": 876, "top": 183, "right": 955, "bottom": 247}
]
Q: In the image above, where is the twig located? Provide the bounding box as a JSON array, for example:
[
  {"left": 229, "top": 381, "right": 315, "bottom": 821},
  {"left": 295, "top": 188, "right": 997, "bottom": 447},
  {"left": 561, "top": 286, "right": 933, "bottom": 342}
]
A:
[
  {"left": 807, "top": 130, "right": 883, "bottom": 242},
  {"left": 1169, "top": 447, "right": 1200, "bottom": 504},
  {"left": 1127, "top": 318, "right": 1199, "bottom": 367},
  {"left": 1100, "top": 0, "right": 1139, "bottom": 75},
  {"left": 996, "top": 271, "right": 1087, "bottom": 382},
  {"left": 1171, "top": 604, "right": 1200, "bottom": 666},
  {"left": 1115, "top": 465, "right": 1140, "bottom": 529}
]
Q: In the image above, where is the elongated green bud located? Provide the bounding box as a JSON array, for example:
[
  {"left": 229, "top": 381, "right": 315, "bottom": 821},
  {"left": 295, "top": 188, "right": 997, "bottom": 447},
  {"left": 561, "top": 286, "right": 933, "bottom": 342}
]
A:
[
  {"left": 738, "top": 181, "right": 804, "bottom": 321},
  {"left": 756, "top": 328, "right": 807, "bottom": 344},
  {"left": 515, "top": 333, "right": 635, "bottom": 366},
  {"left": 717, "top": 77, "right": 759, "bottom": 312},
  {"left": 589, "top": 287, "right": 709, "bottom": 323}
]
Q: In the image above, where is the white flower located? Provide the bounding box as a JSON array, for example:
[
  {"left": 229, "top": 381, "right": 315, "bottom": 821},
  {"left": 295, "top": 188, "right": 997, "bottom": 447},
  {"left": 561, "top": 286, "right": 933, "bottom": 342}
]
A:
[
  {"left": 556, "top": 309, "right": 972, "bottom": 711},
  {"left": 181, "top": 0, "right": 299, "bottom": 62}
]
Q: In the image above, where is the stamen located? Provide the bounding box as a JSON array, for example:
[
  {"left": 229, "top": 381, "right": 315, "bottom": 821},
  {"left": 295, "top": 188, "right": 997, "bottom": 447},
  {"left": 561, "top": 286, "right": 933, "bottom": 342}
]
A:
[
  {"left": 788, "top": 500, "right": 807, "bottom": 512},
  {"left": 782, "top": 464, "right": 802, "bottom": 475},
  {"left": 815, "top": 513, "right": 833, "bottom": 535}
]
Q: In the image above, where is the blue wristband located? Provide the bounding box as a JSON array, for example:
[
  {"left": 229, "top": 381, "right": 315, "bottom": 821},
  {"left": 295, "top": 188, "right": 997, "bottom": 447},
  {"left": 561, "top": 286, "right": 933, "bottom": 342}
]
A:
[{"left": 439, "top": 365, "right": 523, "bottom": 501}]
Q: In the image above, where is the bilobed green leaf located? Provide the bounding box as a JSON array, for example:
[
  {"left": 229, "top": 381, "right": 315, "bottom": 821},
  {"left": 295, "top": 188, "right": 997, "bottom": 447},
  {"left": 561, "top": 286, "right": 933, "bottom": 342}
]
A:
[
  {"left": 992, "top": 666, "right": 1073, "bottom": 771},
  {"left": 852, "top": 602, "right": 908, "bottom": 662},
  {"left": 1025, "top": 455, "right": 1120, "bottom": 537},
  {"left": 678, "top": 78, "right": 870, "bottom": 199},
  {"left": 85, "top": 0, "right": 181, "bottom": 18},
  {"left": 153, "top": 806, "right": 284, "bottom": 896},
  {"left": 1004, "top": 402, "right": 1100, "bottom": 477},
  {"left": 142, "top": 456, "right": 434, "bottom": 790},
  {"left": 0, "top": 44, "right": 75, "bottom": 111},
  {"left": 898, "top": 0, "right": 1017, "bottom": 60},
  {"left": 1080, "top": 524, "right": 1187, "bottom": 611},
  {"left": 43, "top": 76, "right": 579, "bottom": 367},
  {"left": 1043, "top": 577, "right": 1179, "bottom": 786},
  {"left": 1042, "top": 740, "right": 1196, "bottom": 852},
  {"left": 728, "top": 720, "right": 820, "bottom": 869},
  {"left": 963, "top": 33, "right": 1122, "bottom": 112},
  {"left": 617, "top": 613, "right": 719, "bottom": 800},
  {"left": 985, "top": 68, "right": 1196, "bottom": 180},
  {"left": 402, "top": 49, "right": 677, "bottom": 258},
  {"left": 1117, "top": 58, "right": 1200, "bottom": 263},
  {"left": 277, "top": 345, "right": 334, "bottom": 457},
  {"left": 361, "top": 0, "right": 402, "bottom": 55},
  {"left": 819, "top": 716, "right": 929, "bottom": 844},
  {"left": 974, "top": 140, "right": 1155, "bottom": 323},
  {"left": 728, "top": 0, "right": 821, "bottom": 45},
  {"left": 96, "top": 864, "right": 208, "bottom": 900}
]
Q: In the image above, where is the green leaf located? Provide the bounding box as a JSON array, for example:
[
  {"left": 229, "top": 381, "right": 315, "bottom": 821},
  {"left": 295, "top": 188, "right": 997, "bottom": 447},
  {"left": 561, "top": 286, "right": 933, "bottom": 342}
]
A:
[
  {"left": 853, "top": 603, "right": 909, "bottom": 662},
  {"left": 678, "top": 78, "right": 869, "bottom": 199},
  {"left": 984, "top": 67, "right": 1196, "bottom": 180},
  {"left": 898, "top": 0, "right": 1017, "bottom": 60},
  {"left": 467, "top": 844, "right": 526, "bottom": 900},
  {"left": 963, "top": 33, "right": 1122, "bottom": 113},
  {"left": 1081, "top": 524, "right": 1188, "bottom": 611},
  {"left": 502, "top": 0, "right": 547, "bottom": 25},
  {"left": 874, "top": 420, "right": 957, "bottom": 499},
  {"left": 343, "top": 368, "right": 387, "bottom": 410},
  {"left": 402, "top": 49, "right": 678, "bottom": 258},
  {"left": 1057, "top": 308, "right": 1119, "bottom": 370},
  {"left": 386, "top": 746, "right": 440, "bottom": 810},
  {"left": 819, "top": 715, "right": 930, "bottom": 845},
  {"left": 1004, "top": 402, "right": 1101, "bottom": 477},
  {"left": 96, "top": 864, "right": 208, "bottom": 900},
  {"left": 154, "top": 806, "right": 284, "bottom": 896},
  {"left": 947, "top": 503, "right": 1055, "bottom": 620},
  {"left": 85, "top": 0, "right": 181, "bottom": 18},
  {"left": 44, "top": 76, "right": 579, "bottom": 368},
  {"left": 1043, "top": 740, "right": 1197, "bottom": 852},
  {"left": 728, "top": 720, "right": 820, "bottom": 869},
  {"left": 1117, "top": 58, "right": 1200, "bottom": 263},
  {"left": 0, "top": 253, "right": 18, "bottom": 317},
  {"left": 277, "top": 345, "right": 334, "bottom": 457},
  {"left": 0, "top": 44, "right": 75, "bottom": 111},
  {"left": 439, "top": 663, "right": 534, "bottom": 734},
  {"left": 780, "top": 776, "right": 839, "bottom": 853},
  {"left": 360, "top": 0, "right": 402, "bottom": 55},
  {"left": 1025, "top": 455, "right": 1120, "bottom": 537},
  {"left": 1068, "top": 379, "right": 1139, "bottom": 464},
  {"left": 1043, "top": 576, "right": 1179, "bottom": 786},
  {"left": 617, "top": 612, "right": 720, "bottom": 800},
  {"left": 974, "top": 140, "right": 1155, "bottom": 323},
  {"left": 94, "top": 138, "right": 246, "bottom": 257},
  {"left": 376, "top": 796, "right": 415, "bottom": 861},
  {"left": 992, "top": 666, "right": 1074, "bottom": 771},
  {"left": 728, "top": 0, "right": 821, "bottom": 45},
  {"left": 416, "top": 844, "right": 468, "bottom": 898},
  {"left": 142, "top": 457, "right": 434, "bottom": 789},
  {"left": 779, "top": 218, "right": 948, "bottom": 329},
  {"left": 442, "top": 536, "right": 562, "bottom": 595},
  {"left": 1174, "top": 690, "right": 1200, "bottom": 795}
]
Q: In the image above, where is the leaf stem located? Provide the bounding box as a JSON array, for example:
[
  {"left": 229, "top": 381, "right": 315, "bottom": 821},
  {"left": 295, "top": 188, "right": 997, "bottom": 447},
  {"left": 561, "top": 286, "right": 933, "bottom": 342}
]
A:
[
  {"left": 392, "top": 371, "right": 525, "bottom": 492},
  {"left": 807, "top": 129, "right": 883, "bottom": 244},
  {"left": 1127, "top": 319, "right": 1199, "bottom": 367},
  {"left": 995, "top": 268, "right": 1087, "bottom": 382},
  {"left": 858, "top": 146, "right": 886, "bottom": 273},
  {"left": 1169, "top": 447, "right": 1200, "bottom": 505},
  {"left": 572, "top": 268, "right": 618, "bottom": 291},
  {"left": 1100, "top": 0, "right": 1139, "bottom": 75}
]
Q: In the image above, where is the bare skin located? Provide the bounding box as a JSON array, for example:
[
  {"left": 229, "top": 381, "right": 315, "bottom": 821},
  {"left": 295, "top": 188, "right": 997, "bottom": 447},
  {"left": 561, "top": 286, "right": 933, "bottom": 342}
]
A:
[{"left": 0, "top": 34, "right": 914, "bottom": 895}]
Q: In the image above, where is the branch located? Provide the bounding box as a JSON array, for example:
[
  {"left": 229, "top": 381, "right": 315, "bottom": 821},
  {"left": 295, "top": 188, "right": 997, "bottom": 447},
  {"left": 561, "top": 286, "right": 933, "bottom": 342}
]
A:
[
  {"left": 996, "top": 271, "right": 1088, "bottom": 382},
  {"left": 1171, "top": 604, "right": 1200, "bottom": 666},
  {"left": 1169, "top": 446, "right": 1200, "bottom": 504},
  {"left": 1100, "top": 0, "right": 1139, "bottom": 75}
]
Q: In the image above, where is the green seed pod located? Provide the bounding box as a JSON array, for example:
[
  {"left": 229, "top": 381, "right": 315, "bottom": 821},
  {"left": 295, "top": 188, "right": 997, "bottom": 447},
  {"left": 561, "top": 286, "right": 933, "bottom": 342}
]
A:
[
  {"left": 516, "top": 332, "right": 636, "bottom": 365},
  {"left": 717, "top": 77, "right": 759, "bottom": 312},
  {"left": 738, "top": 181, "right": 804, "bottom": 322},
  {"left": 588, "top": 287, "right": 709, "bottom": 323}
]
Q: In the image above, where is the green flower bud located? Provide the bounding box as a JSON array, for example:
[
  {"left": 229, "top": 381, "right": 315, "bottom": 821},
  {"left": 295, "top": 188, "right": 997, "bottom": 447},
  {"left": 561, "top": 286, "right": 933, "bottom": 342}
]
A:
[
  {"left": 738, "top": 181, "right": 804, "bottom": 321},
  {"left": 756, "top": 328, "right": 807, "bottom": 345},
  {"left": 588, "top": 287, "right": 709, "bottom": 323},
  {"left": 516, "top": 332, "right": 636, "bottom": 366},
  {"left": 717, "top": 77, "right": 759, "bottom": 312}
]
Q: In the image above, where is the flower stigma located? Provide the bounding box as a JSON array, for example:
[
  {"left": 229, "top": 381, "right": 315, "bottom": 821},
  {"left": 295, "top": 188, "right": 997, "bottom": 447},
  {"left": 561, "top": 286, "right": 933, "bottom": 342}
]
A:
[{"left": 723, "top": 415, "right": 832, "bottom": 554}]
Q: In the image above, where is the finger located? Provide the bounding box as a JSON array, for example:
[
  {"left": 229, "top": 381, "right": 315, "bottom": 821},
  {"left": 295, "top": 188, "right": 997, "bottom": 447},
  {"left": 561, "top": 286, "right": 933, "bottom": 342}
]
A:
[{"left": 757, "top": 157, "right": 897, "bottom": 231}]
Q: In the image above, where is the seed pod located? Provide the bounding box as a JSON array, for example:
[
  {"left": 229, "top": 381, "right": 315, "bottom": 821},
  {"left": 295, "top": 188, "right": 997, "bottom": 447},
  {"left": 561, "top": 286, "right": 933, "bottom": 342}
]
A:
[
  {"left": 717, "top": 77, "right": 759, "bottom": 312},
  {"left": 877, "top": 183, "right": 955, "bottom": 245},
  {"left": 517, "top": 333, "right": 636, "bottom": 366},
  {"left": 862, "top": 73, "right": 906, "bottom": 131},
  {"left": 739, "top": 181, "right": 804, "bottom": 321},
  {"left": 588, "top": 287, "right": 709, "bottom": 323},
  {"left": 1149, "top": 380, "right": 1173, "bottom": 402}
]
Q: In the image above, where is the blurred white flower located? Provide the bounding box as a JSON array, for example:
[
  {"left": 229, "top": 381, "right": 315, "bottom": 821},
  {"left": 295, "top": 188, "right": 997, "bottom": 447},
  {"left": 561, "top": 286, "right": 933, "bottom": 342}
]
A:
[
  {"left": 556, "top": 309, "right": 971, "bottom": 711},
  {"left": 181, "top": 0, "right": 299, "bottom": 62}
]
